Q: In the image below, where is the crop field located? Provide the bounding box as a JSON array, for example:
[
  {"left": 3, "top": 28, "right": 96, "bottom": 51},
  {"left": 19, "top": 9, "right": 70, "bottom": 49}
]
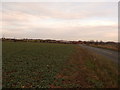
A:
[
  {"left": 2, "top": 42, "right": 75, "bottom": 88},
  {"left": 2, "top": 42, "right": 118, "bottom": 88}
]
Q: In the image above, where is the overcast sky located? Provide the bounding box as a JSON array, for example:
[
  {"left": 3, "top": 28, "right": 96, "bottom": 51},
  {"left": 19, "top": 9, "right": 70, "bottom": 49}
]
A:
[{"left": 1, "top": 2, "right": 118, "bottom": 41}]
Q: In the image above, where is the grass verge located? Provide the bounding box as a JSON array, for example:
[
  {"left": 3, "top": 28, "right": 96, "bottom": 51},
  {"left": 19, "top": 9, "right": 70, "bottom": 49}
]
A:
[{"left": 50, "top": 46, "right": 118, "bottom": 88}]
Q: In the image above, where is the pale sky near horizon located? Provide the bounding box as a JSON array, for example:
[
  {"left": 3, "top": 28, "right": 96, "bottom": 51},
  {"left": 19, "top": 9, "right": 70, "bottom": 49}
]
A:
[{"left": 1, "top": 2, "right": 118, "bottom": 42}]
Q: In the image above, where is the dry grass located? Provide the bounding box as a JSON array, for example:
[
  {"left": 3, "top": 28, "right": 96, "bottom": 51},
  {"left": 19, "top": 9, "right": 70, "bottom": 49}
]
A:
[{"left": 51, "top": 46, "right": 118, "bottom": 88}]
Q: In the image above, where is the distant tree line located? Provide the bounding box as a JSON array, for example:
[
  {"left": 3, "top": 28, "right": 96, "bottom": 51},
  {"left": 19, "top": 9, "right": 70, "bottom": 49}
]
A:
[{"left": 1, "top": 37, "right": 119, "bottom": 45}]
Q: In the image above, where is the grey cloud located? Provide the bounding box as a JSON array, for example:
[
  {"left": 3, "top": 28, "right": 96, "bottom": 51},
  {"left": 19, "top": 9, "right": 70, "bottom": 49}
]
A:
[
  {"left": 2, "top": 2, "right": 117, "bottom": 20},
  {"left": 1, "top": 2, "right": 118, "bottom": 41}
]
